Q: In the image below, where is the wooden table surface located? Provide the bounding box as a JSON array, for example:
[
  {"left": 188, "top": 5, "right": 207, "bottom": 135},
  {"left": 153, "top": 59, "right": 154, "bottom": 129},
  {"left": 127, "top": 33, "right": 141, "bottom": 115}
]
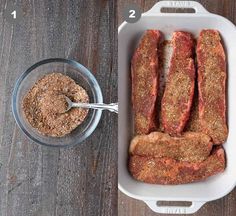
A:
[
  {"left": 118, "top": 0, "right": 236, "bottom": 216},
  {"left": 0, "top": 1, "right": 117, "bottom": 216}
]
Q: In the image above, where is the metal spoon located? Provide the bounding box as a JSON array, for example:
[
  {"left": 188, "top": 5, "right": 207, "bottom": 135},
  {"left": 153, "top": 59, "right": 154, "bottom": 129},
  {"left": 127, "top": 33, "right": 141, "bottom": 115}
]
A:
[{"left": 64, "top": 96, "right": 118, "bottom": 113}]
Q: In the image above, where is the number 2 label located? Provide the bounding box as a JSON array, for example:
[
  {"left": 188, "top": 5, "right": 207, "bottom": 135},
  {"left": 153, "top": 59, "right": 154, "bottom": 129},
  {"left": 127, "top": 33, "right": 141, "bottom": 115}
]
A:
[
  {"left": 11, "top": 10, "right": 16, "bottom": 19},
  {"left": 124, "top": 5, "right": 141, "bottom": 23},
  {"left": 129, "top": 10, "right": 135, "bottom": 18}
]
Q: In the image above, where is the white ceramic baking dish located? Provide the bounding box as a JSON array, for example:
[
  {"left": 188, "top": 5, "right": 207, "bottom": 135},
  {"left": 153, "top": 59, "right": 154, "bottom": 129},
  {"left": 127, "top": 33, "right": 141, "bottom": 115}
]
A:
[{"left": 118, "top": 1, "right": 236, "bottom": 214}]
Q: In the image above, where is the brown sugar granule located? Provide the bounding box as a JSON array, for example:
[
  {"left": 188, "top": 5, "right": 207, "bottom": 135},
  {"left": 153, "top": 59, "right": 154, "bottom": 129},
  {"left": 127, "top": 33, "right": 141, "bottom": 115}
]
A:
[
  {"left": 22, "top": 73, "right": 89, "bottom": 137},
  {"left": 197, "top": 30, "right": 228, "bottom": 144}
]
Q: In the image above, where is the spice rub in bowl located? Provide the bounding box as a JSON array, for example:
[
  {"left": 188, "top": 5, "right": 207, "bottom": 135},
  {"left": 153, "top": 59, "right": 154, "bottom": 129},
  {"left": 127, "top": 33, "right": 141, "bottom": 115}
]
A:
[{"left": 22, "top": 73, "right": 89, "bottom": 137}]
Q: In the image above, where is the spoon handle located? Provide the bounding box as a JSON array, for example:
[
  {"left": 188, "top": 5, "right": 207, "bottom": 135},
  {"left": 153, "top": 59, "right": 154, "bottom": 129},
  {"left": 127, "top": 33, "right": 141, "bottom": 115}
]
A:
[{"left": 72, "top": 102, "right": 118, "bottom": 113}]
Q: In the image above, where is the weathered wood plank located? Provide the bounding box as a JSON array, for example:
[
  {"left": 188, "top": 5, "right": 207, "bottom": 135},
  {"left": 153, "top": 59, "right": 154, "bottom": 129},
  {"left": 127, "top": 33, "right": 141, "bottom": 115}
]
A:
[{"left": 0, "top": 0, "right": 117, "bottom": 216}]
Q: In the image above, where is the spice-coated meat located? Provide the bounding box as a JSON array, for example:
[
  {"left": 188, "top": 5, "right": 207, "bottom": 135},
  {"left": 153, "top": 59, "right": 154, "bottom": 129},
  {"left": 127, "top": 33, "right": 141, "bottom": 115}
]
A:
[
  {"left": 197, "top": 30, "right": 228, "bottom": 144},
  {"left": 185, "top": 88, "right": 200, "bottom": 132},
  {"left": 129, "top": 146, "right": 225, "bottom": 185},
  {"left": 129, "top": 132, "right": 212, "bottom": 162},
  {"left": 161, "top": 31, "right": 195, "bottom": 135},
  {"left": 131, "top": 30, "right": 162, "bottom": 134}
]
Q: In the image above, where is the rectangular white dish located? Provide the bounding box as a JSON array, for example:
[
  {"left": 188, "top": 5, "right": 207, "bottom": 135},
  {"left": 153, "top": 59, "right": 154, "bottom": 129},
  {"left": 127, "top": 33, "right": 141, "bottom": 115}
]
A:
[{"left": 118, "top": 1, "right": 236, "bottom": 214}]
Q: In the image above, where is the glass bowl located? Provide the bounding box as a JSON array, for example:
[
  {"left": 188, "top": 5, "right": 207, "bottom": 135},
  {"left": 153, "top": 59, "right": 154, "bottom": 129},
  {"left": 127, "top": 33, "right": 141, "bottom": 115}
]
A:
[{"left": 12, "top": 58, "right": 103, "bottom": 147}]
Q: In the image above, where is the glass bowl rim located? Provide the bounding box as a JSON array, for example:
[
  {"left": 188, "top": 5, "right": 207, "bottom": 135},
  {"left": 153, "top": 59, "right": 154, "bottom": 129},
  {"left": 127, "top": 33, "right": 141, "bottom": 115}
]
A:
[{"left": 12, "top": 58, "right": 103, "bottom": 148}]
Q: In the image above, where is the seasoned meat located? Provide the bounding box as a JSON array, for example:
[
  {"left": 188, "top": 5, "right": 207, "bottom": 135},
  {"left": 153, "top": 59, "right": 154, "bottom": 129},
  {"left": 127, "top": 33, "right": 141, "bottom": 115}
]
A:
[
  {"left": 197, "top": 30, "right": 228, "bottom": 144},
  {"left": 129, "top": 132, "right": 212, "bottom": 162},
  {"left": 185, "top": 87, "right": 200, "bottom": 132},
  {"left": 129, "top": 146, "right": 225, "bottom": 185},
  {"left": 161, "top": 31, "right": 195, "bottom": 135},
  {"left": 131, "top": 30, "right": 162, "bottom": 134}
]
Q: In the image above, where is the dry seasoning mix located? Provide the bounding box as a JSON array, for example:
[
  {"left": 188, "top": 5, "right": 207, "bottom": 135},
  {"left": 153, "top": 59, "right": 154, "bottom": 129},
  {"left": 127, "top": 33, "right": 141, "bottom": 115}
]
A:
[{"left": 22, "top": 73, "right": 89, "bottom": 137}]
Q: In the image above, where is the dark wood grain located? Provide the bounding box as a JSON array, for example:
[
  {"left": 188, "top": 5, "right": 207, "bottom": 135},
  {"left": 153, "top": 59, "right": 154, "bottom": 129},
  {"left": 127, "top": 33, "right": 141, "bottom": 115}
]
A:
[
  {"left": 118, "top": 0, "right": 236, "bottom": 215},
  {"left": 0, "top": 0, "right": 117, "bottom": 215}
]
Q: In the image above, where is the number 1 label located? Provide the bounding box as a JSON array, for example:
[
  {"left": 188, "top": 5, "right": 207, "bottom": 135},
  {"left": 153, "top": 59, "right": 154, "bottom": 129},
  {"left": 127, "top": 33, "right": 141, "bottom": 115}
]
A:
[
  {"left": 4, "top": 3, "right": 23, "bottom": 24},
  {"left": 11, "top": 10, "right": 16, "bottom": 19}
]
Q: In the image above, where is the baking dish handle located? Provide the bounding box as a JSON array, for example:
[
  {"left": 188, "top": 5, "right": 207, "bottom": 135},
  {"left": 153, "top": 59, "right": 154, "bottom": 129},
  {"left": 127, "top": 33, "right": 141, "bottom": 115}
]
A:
[
  {"left": 146, "top": 1, "right": 209, "bottom": 14},
  {"left": 144, "top": 200, "right": 205, "bottom": 214}
]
